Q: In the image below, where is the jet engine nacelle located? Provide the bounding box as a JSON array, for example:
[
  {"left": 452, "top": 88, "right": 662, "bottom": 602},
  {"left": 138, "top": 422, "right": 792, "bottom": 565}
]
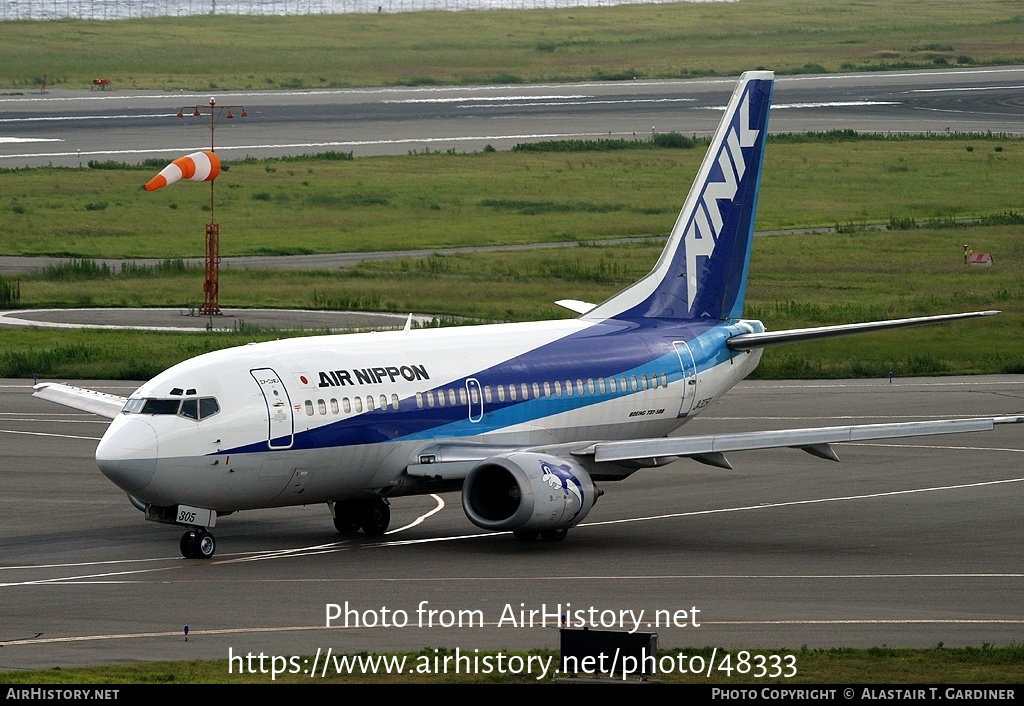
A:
[{"left": 462, "top": 452, "right": 597, "bottom": 533}]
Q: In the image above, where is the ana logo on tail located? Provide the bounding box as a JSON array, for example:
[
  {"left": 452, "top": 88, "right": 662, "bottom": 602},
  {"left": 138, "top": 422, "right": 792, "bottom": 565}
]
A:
[{"left": 684, "top": 90, "right": 761, "bottom": 309}]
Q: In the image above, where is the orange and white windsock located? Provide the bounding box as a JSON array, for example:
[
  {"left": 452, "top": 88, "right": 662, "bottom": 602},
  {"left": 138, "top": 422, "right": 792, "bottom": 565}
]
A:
[{"left": 144, "top": 151, "right": 221, "bottom": 192}]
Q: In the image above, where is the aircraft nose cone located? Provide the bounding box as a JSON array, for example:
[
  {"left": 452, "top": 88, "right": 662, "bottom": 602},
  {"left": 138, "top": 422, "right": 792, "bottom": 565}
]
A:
[{"left": 96, "top": 417, "right": 158, "bottom": 495}]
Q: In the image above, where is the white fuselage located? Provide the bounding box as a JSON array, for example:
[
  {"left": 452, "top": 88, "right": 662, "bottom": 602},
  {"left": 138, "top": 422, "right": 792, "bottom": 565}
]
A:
[{"left": 95, "top": 316, "right": 763, "bottom": 512}]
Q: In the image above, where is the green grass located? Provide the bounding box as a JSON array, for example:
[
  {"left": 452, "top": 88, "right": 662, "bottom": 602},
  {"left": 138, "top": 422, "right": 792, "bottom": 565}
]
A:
[
  {"left": 2, "top": 135, "right": 1022, "bottom": 380},
  {"left": 3, "top": 219, "right": 1022, "bottom": 380},
  {"left": 0, "top": 0, "right": 1022, "bottom": 90},
  {"left": 1, "top": 135, "right": 1022, "bottom": 258}
]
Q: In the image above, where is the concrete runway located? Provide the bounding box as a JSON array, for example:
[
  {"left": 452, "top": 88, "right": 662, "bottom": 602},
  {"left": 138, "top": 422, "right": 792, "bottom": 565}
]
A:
[
  {"left": 1, "top": 374, "right": 1022, "bottom": 672},
  {"left": 1, "top": 67, "right": 1022, "bottom": 168}
]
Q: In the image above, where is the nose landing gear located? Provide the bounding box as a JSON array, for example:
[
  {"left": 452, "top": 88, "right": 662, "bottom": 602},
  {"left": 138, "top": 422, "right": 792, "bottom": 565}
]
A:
[{"left": 180, "top": 528, "right": 217, "bottom": 559}]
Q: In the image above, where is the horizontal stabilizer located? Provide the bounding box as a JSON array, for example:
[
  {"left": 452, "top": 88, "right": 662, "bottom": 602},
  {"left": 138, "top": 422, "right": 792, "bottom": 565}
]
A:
[
  {"left": 555, "top": 299, "right": 597, "bottom": 315},
  {"left": 591, "top": 416, "right": 1023, "bottom": 464},
  {"left": 727, "top": 311, "right": 999, "bottom": 350},
  {"left": 32, "top": 382, "right": 126, "bottom": 419}
]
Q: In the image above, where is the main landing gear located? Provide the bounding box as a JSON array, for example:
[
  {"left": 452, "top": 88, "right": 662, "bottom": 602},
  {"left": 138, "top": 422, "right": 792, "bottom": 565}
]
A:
[
  {"left": 332, "top": 493, "right": 391, "bottom": 537},
  {"left": 180, "top": 528, "right": 216, "bottom": 559}
]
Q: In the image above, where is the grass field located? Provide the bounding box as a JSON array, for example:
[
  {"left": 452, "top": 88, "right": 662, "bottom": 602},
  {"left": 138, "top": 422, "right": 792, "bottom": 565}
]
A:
[
  {"left": 0, "top": 0, "right": 1022, "bottom": 90},
  {"left": 1, "top": 135, "right": 1021, "bottom": 258},
  {"left": 2, "top": 134, "right": 1022, "bottom": 380}
]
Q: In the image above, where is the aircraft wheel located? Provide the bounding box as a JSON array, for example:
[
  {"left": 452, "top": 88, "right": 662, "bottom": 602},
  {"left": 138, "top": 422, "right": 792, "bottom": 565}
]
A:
[
  {"left": 180, "top": 530, "right": 199, "bottom": 559},
  {"left": 332, "top": 500, "right": 362, "bottom": 534},
  {"left": 540, "top": 528, "right": 568, "bottom": 542},
  {"left": 195, "top": 530, "right": 216, "bottom": 559},
  {"left": 358, "top": 496, "right": 390, "bottom": 537}
]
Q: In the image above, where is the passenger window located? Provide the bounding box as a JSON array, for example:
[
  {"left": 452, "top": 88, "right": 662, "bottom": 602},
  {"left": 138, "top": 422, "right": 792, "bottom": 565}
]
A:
[
  {"left": 662, "top": 373, "right": 669, "bottom": 387},
  {"left": 459, "top": 388, "right": 468, "bottom": 405},
  {"left": 380, "top": 394, "right": 388, "bottom": 410},
  {"left": 470, "top": 387, "right": 479, "bottom": 404},
  {"left": 354, "top": 397, "right": 363, "bottom": 413},
  {"left": 508, "top": 385, "right": 517, "bottom": 401},
  {"left": 318, "top": 399, "right": 327, "bottom": 415},
  {"left": 609, "top": 377, "right": 617, "bottom": 393},
  {"left": 620, "top": 376, "right": 628, "bottom": 391},
  {"left": 521, "top": 383, "right": 530, "bottom": 400},
  {"left": 484, "top": 386, "right": 492, "bottom": 403},
  {"left": 179, "top": 399, "right": 199, "bottom": 420},
  {"left": 497, "top": 385, "right": 505, "bottom": 402},
  {"left": 554, "top": 381, "right": 562, "bottom": 397},
  {"left": 642, "top": 375, "right": 649, "bottom": 390},
  {"left": 543, "top": 382, "right": 551, "bottom": 397},
  {"left": 366, "top": 396, "right": 375, "bottom": 411},
  {"left": 598, "top": 378, "right": 606, "bottom": 394},
  {"left": 426, "top": 392, "right": 435, "bottom": 408},
  {"left": 565, "top": 380, "right": 573, "bottom": 397},
  {"left": 587, "top": 378, "right": 595, "bottom": 394},
  {"left": 331, "top": 398, "right": 339, "bottom": 414},
  {"left": 391, "top": 394, "right": 400, "bottom": 410},
  {"left": 437, "top": 390, "right": 445, "bottom": 406},
  {"left": 576, "top": 379, "right": 584, "bottom": 395},
  {"left": 631, "top": 376, "right": 638, "bottom": 391},
  {"left": 304, "top": 400, "right": 314, "bottom": 416},
  {"left": 532, "top": 383, "right": 540, "bottom": 399},
  {"left": 448, "top": 389, "right": 457, "bottom": 405},
  {"left": 416, "top": 392, "right": 423, "bottom": 409},
  {"left": 343, "top": 398, "right": 352, "bottom": 414}
]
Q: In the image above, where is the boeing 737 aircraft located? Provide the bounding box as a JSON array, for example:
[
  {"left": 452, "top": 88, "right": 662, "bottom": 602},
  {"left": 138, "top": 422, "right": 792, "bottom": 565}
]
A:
[{"left": 34, "top": 71, "right": 1021, "bottom": 559}]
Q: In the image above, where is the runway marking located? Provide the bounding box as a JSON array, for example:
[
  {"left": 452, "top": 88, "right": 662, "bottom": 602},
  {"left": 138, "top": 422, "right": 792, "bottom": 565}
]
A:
[
  {"left": 0, "top": 136, "right": 62, "bottom": 143},
  {"left": 0, "top": 416, "right": 109, "bottom": 424},
  {"left": 385, "top": 95, "right": 592, "bottom": 103},
  {"left": 0, "top": 496, "right": 448, "bottom": 580},
  {"left": 386, "top": 494, "right": 445, "bottom": 534},
  {"left": 698, "top": 101, "right": 900, "bottom": 112},
  {"left": 0, "top": 428, "right": 101, "bottom": 441},
  {"left": 0, "top": 113, "right": 178, "bottom": 124},
  {"left": 910, "top": 84, "right": 1024, "bottom": 94},
  {"left": 463, "top": 98, "right": 696, "bottom": 109},
  {"left": 375, "top": 476, "right": 1024, "bottom": 546},
  {"left": 582, "top": 476, "right": 1024, "bottom": 530}
]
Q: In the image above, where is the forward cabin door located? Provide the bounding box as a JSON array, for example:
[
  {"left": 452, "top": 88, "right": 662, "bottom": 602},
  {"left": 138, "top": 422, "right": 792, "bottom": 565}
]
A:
[{"left": 251, "top": 367, "right": 295, "bottom": 449}]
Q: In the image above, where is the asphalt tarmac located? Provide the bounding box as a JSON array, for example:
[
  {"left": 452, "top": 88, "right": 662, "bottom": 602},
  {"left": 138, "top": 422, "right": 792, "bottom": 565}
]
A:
[
  {"left": 1, "top": 374, "right": 1021, "bottom": 673},
  {"left": 2, "top": 67, "right": 1022, "bottom": 169}
]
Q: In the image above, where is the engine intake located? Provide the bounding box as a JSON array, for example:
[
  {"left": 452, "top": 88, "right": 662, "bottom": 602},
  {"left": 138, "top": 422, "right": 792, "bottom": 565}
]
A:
[{"left": 462, "top": 452, "right": 597, "bottom": 532}]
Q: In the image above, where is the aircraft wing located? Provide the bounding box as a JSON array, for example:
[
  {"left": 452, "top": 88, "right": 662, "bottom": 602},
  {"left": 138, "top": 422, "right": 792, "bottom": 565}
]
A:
[
  {"left": 408, "top": 415, "right": 1023, "bottom": 478},
  {"left": 584, "top": 416, "right": 1024, "bottom": 469},
  {"left": 32, "top": 382, "right": 126, "bottom": 419}
]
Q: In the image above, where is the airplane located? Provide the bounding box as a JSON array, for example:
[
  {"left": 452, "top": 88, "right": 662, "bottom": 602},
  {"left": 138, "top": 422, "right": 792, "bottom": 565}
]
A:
[{"left": 33, "top": 71, "right": 1021, "bottom": 559}]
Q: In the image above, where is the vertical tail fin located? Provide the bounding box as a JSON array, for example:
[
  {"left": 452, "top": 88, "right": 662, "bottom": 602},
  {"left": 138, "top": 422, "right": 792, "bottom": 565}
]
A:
[{"left": 584, "top": 71, "right": 773, "bottom": 322}]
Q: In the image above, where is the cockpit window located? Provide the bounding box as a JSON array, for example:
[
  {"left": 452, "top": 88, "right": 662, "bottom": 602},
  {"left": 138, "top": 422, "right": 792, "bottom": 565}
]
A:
[
  {"left": 141, "top": 399, "right": 181, "bottom": 415},
  {"left": 124, "top": 396, "right": 220, "bottom": 420},
  {"left": 199, "top": 398, "right": 220, "bottom": 419}
]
